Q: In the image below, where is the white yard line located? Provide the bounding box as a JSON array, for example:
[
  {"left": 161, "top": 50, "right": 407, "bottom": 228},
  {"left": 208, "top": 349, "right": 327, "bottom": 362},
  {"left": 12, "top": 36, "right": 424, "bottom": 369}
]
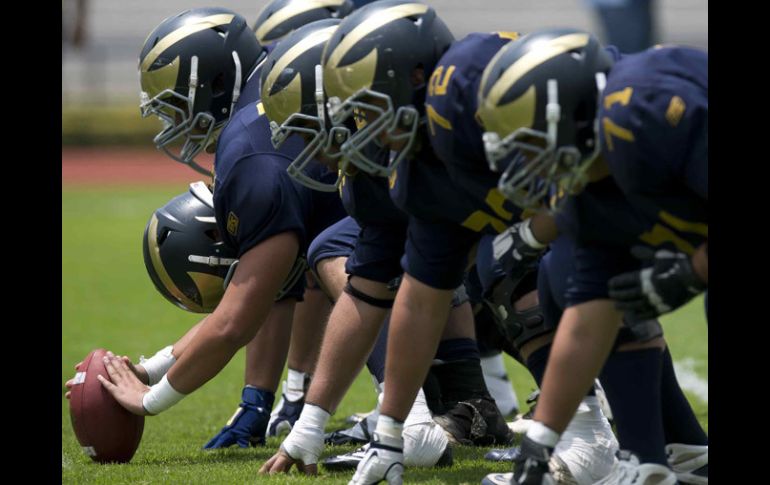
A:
[{"left": 674, "top": 358, "right": 708, "bottom": 404}]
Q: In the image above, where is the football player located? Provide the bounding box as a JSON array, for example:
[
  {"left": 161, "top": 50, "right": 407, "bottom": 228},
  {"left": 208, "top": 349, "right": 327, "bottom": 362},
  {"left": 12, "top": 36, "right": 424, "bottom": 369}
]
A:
[
  {"left": 258, "top": 2, "right": 512, "bottom": 477},
  {"left": 70, "top": 9, "right": 353, "bottom": 450},
  {"left": 294, "top": 5, "right": 544, "bottom": 483},
  {"left": 262, "top": 9, "right": 510, "bottom": 472},
  {"left": 476, "top": 28, "right": 708, "bottom": 484}
]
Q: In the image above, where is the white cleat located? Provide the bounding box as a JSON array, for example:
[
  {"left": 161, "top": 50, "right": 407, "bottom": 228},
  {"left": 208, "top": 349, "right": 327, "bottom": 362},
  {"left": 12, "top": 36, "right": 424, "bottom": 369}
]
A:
[
  {"left": 549, "top": 396, "right": 619, "bottom": 484},
  {"left": 666, "top": 443, "right": 708, "bottom": 484},
  {"left": 593, "top": 451, "right": 677, "bottom": 485}
]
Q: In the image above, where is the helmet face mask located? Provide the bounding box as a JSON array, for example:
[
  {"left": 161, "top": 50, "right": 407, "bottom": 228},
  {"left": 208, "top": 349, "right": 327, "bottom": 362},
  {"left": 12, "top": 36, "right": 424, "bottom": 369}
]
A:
[
  {"left": 274, "top": 111, "right": 351, "bottom": 192},
  {"left": 477, "top": 28, "right": 612, "bottom": 211},
  {"left": 261, "top": 20, "right": 350, "bottom": 192},
  {"left": 319, "top": 0, "right": 454, "bottom": 180},
  {"left": 327, "top": 88, "right": 419, "bottom": 178},
  {"left": 138, "top": 8, "right": 263, "bottom": 177},
  {"left": 484, "top": 77, "right": 604, "bottom": 211},
  {"left": 140, "top": 85, "right": 219, "bottom": 176}
]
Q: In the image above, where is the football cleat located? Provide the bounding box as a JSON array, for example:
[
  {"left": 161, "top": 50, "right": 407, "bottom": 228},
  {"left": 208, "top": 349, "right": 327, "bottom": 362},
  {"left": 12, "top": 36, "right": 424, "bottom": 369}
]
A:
[
  {"left": 593, "top": 451, "right": 677, "bottom": 485},
  {"left": 666, "top": 443, "right": 707, "bottom": 484}
]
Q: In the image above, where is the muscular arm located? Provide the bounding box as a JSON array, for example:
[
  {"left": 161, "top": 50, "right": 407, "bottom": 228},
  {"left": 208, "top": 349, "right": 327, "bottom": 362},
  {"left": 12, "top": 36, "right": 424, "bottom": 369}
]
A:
[{"left": 167, "top": 231, "right": 299, "bottom": 393}]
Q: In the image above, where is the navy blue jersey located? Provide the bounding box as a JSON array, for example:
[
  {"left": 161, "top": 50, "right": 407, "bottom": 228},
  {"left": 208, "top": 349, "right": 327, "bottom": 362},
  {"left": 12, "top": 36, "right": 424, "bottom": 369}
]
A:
[
  {"left": 424, "top": 32, "right": 524, "bottom": 227},
  {"left": 213, "top": 75, "right": 346, "bottom": 262},
  {"left": 599, "top": 46, "right": 707, "bottom": 257},
  {"left": 555, "top": 46, "right": 707, "bottom": 305},
  {"left": 339, "top": 160, "right": 408, "bottom": 227},
  {"left": 391, "top": 33, "right": 525, "bottom": 289}
]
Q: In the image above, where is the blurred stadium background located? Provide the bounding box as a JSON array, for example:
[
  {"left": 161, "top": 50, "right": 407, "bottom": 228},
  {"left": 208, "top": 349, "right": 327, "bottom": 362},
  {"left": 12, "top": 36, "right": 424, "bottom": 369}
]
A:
[{"left": 62, "top": 0, "right": 707, "bottom": 146}]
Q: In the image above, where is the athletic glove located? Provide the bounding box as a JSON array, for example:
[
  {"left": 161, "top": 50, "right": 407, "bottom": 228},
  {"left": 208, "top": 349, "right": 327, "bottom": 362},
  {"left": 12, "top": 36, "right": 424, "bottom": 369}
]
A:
[{"left": 608, "top": 248, "right": 706, "bottom": 320}]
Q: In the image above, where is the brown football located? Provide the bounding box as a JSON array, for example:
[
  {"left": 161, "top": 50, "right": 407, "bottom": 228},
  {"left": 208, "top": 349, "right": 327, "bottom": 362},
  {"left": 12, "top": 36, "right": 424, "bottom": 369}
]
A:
[{"left": 68, "top": 349, "right": 145, "bottom": 463}]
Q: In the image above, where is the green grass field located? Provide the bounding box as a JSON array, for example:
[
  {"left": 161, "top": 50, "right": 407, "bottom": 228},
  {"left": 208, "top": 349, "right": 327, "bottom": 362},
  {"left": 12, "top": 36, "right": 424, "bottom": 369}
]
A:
[{"left": 62, "top": 186, "right": 708, "bottom": 484}]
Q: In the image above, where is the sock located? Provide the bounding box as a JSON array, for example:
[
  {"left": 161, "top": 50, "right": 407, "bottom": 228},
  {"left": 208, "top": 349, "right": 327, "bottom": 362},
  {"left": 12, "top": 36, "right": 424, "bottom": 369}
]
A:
[
  {"left": 599, "top": 347, "right": 668, "bottom": 465},
  {"left": 374, "top": 415, "right": 404, "bottom": 449},
  {"left": 480, "top": 352, "right": 519, "bottom": 414},
  {"left": 525, "top": 343, "right": 551, "bottom": 386},
  {"left": 435, "top": 337, "right": 480, "bottom": 363},
  {"left": 431, "top": 357, "right": 491, "bottom": 409},
  {"left": 660, "top": 347, "right": 708, "bottom": 446}
]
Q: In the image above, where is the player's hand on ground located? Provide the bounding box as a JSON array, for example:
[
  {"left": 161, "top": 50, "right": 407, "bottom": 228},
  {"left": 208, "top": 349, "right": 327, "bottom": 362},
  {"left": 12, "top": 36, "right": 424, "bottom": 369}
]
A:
[
  {"left": 259, "top": 447, "right": 318, "bottom": 475},
  {"left": 97, "top": 351, "right": 151, "bottom": 416}
]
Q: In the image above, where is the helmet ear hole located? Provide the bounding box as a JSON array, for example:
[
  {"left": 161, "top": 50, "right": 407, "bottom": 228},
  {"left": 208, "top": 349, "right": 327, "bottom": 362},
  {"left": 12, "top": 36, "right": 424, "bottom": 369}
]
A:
[
  {"left": 212, "top": 73, "right": 227, "bottom": 97},
  {"left": 204, "top": 229, "right": 220, "bottom": 242},
  {"left": 157, "top": 229, "right": 171, "bottom": 246}
]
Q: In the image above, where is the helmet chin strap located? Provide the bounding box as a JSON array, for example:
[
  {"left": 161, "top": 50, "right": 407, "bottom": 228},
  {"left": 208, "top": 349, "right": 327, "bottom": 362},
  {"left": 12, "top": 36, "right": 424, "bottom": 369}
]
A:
[
  {"left": 229, "top": 51, "right": 242, "bottom": 116},
  {"left": 545, "top": 79, "right": 560, "bottom": 147},
  {"left": 314, "top": 64, "right": 326, "bottom": 131}
]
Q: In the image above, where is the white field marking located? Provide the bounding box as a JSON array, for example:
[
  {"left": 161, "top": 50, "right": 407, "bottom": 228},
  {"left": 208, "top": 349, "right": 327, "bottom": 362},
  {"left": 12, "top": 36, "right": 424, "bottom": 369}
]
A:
[
  {"left": 62, "top": 452, "right": 71, "bottom": 469},
  {"left": 674, "top": 358, "right": 708, "bottom": 404}
]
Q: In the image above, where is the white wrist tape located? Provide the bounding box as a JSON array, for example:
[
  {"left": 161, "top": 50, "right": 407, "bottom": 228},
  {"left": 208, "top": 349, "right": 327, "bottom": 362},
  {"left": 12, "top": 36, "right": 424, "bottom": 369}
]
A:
[
  {"left": 142, "top": 374, "right": 186, "bottom": 415},
  {"left": 280, "top": 404, "right": 329, "bottom": 464},
  {"left": 519, "top": 218, "right": 547, "bottom": 249},
  {"left": 527, "top": 420, "right": 560, "bottom": 448},
  {"left": 139, "top": 345, "right": 176, "bottom": 386}
]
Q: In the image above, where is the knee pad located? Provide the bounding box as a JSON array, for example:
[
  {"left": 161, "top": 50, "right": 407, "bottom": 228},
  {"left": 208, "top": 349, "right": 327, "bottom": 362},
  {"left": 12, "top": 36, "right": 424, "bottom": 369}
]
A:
[{"left": 484, "top": 270, "right": 552, "bottom": 351}]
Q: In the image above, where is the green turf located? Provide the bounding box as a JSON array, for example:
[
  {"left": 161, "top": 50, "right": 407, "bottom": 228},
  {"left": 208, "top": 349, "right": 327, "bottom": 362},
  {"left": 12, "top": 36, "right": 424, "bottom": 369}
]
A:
[{"left": 62, "top": 186, "right": 708, "bottom": 483}]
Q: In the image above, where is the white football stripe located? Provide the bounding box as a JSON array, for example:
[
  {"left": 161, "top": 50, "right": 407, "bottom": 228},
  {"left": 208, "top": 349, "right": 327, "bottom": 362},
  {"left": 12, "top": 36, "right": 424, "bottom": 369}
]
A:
[{"left": 73, "top": 372, "right": 86, "bottom": 385}]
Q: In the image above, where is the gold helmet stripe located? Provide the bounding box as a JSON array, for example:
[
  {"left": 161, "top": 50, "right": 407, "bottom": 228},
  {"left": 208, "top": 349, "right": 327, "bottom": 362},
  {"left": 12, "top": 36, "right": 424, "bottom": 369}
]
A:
[
  {"left": 326, "top": 3, "right": 428, "bottom": 69},
  {"left": 478, "top": 84, "right": 536, "bottom": 135},
  {"left": 141, "top": 56, "right": 180, "bottom": 99},
  {"left": 255, "top": 0, "right": 347, "bottom": 42},
  {"left": 147, "top": 214, "right": 204, "bottom": 312},
  {"left": 187, "top": 272, "right": 225, "bottom": 312},
  {"left": 264, "top": 25, "right": 338, "bottom": 100},
  {"left": 486, "top": 33, "right": 590, "bottom": 107},
  {"left": 141, "top": 13, "right": 236, "bottom": 72}
]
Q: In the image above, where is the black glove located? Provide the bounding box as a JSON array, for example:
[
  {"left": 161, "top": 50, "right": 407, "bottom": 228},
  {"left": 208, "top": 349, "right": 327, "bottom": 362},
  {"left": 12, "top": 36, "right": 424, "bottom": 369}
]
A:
[
  {"left": 492, "top": 219, "right": 546, "bottom": 284},
  {"left": 608, "top": 248, "right": 706, "bottom": 320}
]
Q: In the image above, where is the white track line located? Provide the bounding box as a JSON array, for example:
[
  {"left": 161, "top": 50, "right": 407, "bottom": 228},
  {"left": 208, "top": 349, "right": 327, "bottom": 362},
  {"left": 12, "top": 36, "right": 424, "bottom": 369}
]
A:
[{"left": 673, "top": 358, "right": 708, "bottom": 404}]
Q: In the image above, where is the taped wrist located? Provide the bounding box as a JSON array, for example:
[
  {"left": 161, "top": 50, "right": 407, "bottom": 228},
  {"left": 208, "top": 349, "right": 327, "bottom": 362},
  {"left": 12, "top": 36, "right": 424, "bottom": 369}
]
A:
[
  {"left": 139, "top": 345, "right": 176, "bottom": 386},
  {"left": 519, "top": 218, "right": 546, "bottom": 250},
  {"left": 142, "top": 374, "right": 186, "bottom": 415},
  {"left": 344, "top": 280, "right": 394, "bottom": 308},
  {"left": 280, "top": 404, "right": 329, "bottom": 464}
]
